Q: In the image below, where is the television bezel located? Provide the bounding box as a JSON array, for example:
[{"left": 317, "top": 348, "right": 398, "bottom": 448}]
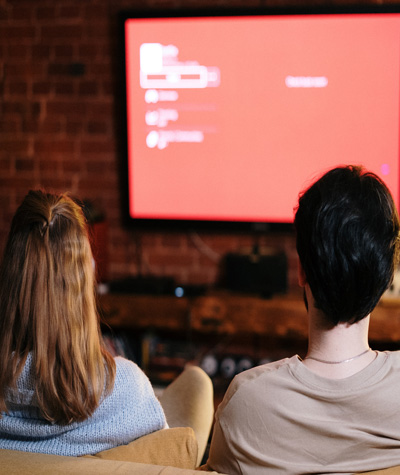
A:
[{"left": 118, "top": 4, "right": 400, "bottom": 233}]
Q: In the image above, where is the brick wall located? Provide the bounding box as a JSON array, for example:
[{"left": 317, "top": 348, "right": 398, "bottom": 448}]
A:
[{"left": 0, "top": 0, "right": 395, "bottom": 292}]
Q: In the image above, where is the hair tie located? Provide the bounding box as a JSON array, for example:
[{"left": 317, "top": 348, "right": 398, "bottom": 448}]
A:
[{"left": 40, "top": 221, "right": 49, "bottom": 237}]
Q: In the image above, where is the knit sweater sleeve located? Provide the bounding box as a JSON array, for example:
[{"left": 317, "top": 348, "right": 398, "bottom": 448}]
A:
[{"left": 89, "top": 356, "right": 168, "bottom": 447}]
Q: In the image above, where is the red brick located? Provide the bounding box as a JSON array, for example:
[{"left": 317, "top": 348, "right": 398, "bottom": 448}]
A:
[
  {"left": 7, "top": 44, "right": 29, "bottom": 58},
  {"left": 102, "top": 80, "right": 114, "bottom": 95},
  {"left": 48, "top": 63, "right": 72, "bottom": 76},
  {"left": 0, "top": 194, "right": 11, "bottom": 210},
  {"left": 79, "top": 81, "right": 98, "bottom": 96},
  {"left": 0, "top": 118, "right": 21, "bottom": 133},
  {"left": 33, "top": 81, "right": 51, "bottom": 94},
  {"left": 90, "top": 63, "right": 112, "bottom": 76},
  {"left": 0, "top": 26, "right": 36, "bottom": 40},
  {"left": 38, "top": 158, "right": 58, "bottom": 173},
  {"left": 102, "top": 209, "right": 121, "bottom": 227},
  {"left": 2, "top": 140, "right": 30, "bottom": 153},
  {"left": 34, "top": 139, "right": 75, "bottom": 154},
  {"left": 66, "top": 121, "right": 84, "bottom": 134},
  {"left": 47, "top": 100, "right": 87, "bottom": 116},
  {"left": 40, "top": 119, "right": 63, "bottom": 134},
  {"left": 140, "top": 232, "right": 163, "bottom": 247},
  {"left": 59, "top": 6, "right": 82, "bottom": 19},
  {"left": 147, "top": 252, "right": 196, "bottom": 268},
  {"left": 79, "top": 44, "right": 99, "bottom": 58},
  {"left": 15, "top": 158, "right": 35, "bottom": 172},
  {"left": 85, "top": 23, "right": 110, "bottom": 39},
  {"left": 38, "top": 177, "right": 75, "bottom": 193},
  {"left": 5, "top": 63, "right": 34, "bottom": 77},
  {"left": 86, "top": 121, "right": 108, "bottom": 134},
  {"left": 82, "top": 4, "right": 108, "bottom": 19},
  {"left": 80, "top": 140, "right": 116, "bottom": 155},
  {"left": 0, "top": 158, "right": 12, "bottom": 172},
  {"left": 54, "top": 44, "right": 74, "bottom": 58},
  {"left": 32, "top": 45, "right": 51, "bottom": 59},
  {"left": 2, "top": 101, "right": 40, "bottom": 119},
  {"left": 187, "top": 268, "right": 218, "bottom": 285},
  {"left": 143, "top": 0, "right": 180, "bottom": 8},
  {"left": 85, "top": 160, "right": 116, "bottom": 174},
  {"left": 160, "top": 233, "right": 186, "bottom": 249},
  {"left": 62, "top": 159, "right": 82, "bottom": 174},
  {"left": 11, "top": 7, "right": 32, "bottom": 20},
  {"left": 0, "top": 7, "right": 9, "bottom": 21},
  {"left": 0, "top": 177, "right": 39, "bottom": 189},
  {"left": 8, "top": 81, "right": 28, "bottom": 95},
  {"left": 79, "top": 173, "right": 118, "bottom": 186},
  {"left": 21, "top": 119, "right": 40, "bottom": 134},
  {"left": 89, "top": 103, "right": 113, "bottom": 117},
  {"left": 54, "top": 82, "right": 75, "bottom": 95},
  {"left": 36, "top": 7, "right": 56, "bottom": 21},
  {"left": 41, "top": 25, "right": 83, "bottom": 40}
]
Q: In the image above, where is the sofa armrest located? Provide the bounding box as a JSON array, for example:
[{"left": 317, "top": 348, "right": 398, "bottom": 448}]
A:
[
  {"left": 160, "top": 366, "right": 214, "bottom": 467},
  {"left": 86, "top": 427, "right": 197, "bottom": 469},
  {"left": 359, "top": 467, "right": 400, "bottom": 474},
  {"left": 0, "top": 448, "right": 215, "bottom": 474}
]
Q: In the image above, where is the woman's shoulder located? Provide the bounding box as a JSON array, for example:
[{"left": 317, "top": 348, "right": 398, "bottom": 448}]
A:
[
  {"left": 112, "top": 356, "right": 157, "bottom": 398},
  {"left": 113, "top": 356, "right": 149, "bottom": 383},
  {"left": 114, "top": 355, "right": 141, "bottom": 373}
]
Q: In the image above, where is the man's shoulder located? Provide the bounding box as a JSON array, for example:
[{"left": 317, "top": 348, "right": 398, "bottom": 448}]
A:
[
  {"left": 380, "top": 350, "right": 400, "bottom": 370},
  {"left": 221, "top": 356, "right": 296, "bottom": 405},
  {"left": 385, "top": 350, "right": 400, "bottom": 360}
]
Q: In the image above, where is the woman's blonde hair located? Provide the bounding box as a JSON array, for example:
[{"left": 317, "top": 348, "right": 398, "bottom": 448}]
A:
[{"left": 0, "top": 190, "right": 116, "bottom": 425}]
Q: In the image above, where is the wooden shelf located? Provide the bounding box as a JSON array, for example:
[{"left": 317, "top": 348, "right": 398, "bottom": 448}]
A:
[
  {"left": 99, "top": 293, "right": 190, "bottom": 332},
  {"left": 98, "top": 292, "right": 400, "bottom": 344}
]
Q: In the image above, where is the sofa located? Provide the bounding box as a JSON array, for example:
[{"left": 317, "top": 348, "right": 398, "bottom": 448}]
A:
[
  {"left": 3, "top": 428, "right": 400, "bottom": 475},
  {"left": 3, "top": 433, "right": 400, "bottom": 475},
  {"left": 362, "top": 470, "right": 400, "bottom": 475},
  {"left": 0, "top": 426, "right": 226, "bottom": 474},
  {"left": 0, "top": 365, "right": 221, "bottom": 474},
  {"left": 2, "top": 362, "right": 400, "bottom": 475}
]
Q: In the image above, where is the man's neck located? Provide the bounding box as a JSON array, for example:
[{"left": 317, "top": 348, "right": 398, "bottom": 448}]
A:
[
  {"left": 307, "top": 308, "right": 371, "bottom": 359},
  {"left": 302, "top": 286, "right": 375, "bottom": 379}
]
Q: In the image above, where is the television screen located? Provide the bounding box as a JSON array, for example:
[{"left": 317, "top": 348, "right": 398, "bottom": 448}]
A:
[{"left": 121, "top": 7, "right": 400, "bottom": 230}]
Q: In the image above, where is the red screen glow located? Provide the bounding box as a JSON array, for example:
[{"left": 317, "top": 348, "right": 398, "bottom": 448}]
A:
[{"left": 124, "top": 12, "right": 400, "bottom": 224}]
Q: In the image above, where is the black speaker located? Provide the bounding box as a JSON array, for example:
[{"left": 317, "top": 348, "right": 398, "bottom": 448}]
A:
[{"left": 224, "top": 250, "right": 287, "bottom": 298}]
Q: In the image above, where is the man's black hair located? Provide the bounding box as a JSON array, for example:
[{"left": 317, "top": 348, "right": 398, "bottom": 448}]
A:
[{"left": 294, "top": 165, "right": 400, "bottom": 326}]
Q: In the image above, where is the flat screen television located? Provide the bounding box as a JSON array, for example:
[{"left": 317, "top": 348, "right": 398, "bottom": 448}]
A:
[{"left": 120, "top": 6, "right": 400, "bottom": 231}]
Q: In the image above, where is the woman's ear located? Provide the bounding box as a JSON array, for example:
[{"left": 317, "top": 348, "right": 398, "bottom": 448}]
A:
[{"left": 298, "top": 258, "right": 307, "bottom": 287}]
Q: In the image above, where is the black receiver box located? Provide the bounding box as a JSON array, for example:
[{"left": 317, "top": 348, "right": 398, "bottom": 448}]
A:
[{"left": 224, "top": 251, "right": 287, "bottom": 298}]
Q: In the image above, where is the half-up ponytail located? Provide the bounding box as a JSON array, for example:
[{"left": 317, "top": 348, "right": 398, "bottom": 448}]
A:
[{"left": 0, "top": 190, "right": 116, "bottom": 424}]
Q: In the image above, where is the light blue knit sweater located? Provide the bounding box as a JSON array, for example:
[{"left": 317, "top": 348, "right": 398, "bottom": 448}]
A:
[{"left": 0, "top": 355, "right": 167, "bottom": 456}]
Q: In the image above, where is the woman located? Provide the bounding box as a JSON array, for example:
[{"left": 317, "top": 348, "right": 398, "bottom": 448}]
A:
[{"left": 0, "top": 190, "right": 167, "bottom": 456}]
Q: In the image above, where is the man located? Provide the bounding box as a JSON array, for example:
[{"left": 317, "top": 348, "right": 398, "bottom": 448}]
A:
[{"left": 204, "top": 165, "right": 400, "bottom": 474}]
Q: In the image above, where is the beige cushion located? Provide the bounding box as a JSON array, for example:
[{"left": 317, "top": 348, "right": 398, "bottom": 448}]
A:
[
  {"left": 84, "top": 427, "right": 198, "bottom": 469},
  {"left": 160, "top": 366, "right": 214, "bottom": 467},
  {"left": 359, "top": 468, "right": 400, "bottom": 474},
  {"left": 0, "top": 448, "right": 203, "bottom": 475}
]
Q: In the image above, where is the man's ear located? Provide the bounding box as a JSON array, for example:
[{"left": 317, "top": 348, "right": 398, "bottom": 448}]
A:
[{"left": 298, "top": 258, "right": 307, "bottom": 287}]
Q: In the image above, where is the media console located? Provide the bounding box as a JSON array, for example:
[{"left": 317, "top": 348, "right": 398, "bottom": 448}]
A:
[{"left": 98, "top": 292, "right": 400, "bottom": 392}]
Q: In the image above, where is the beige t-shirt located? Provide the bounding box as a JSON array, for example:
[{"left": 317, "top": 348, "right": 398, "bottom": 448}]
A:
[{"left": 205, "top": 351, "right": 400, "bottom": 474}]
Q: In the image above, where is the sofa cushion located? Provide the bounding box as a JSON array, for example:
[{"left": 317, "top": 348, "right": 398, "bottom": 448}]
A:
[
  {"left": 359, "top": 467, "right": 400, "bottom": 474},
  {"left": 85, "top": 427, "right": 198, "bottom": 469},
  {"left": 0, "top": 448, "right": 203, "bottom": 475}
]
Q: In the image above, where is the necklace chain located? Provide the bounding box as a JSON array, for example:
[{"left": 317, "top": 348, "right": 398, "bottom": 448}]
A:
[{"left": 304, "top": 348, "right": 372, "bottom": 365}]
